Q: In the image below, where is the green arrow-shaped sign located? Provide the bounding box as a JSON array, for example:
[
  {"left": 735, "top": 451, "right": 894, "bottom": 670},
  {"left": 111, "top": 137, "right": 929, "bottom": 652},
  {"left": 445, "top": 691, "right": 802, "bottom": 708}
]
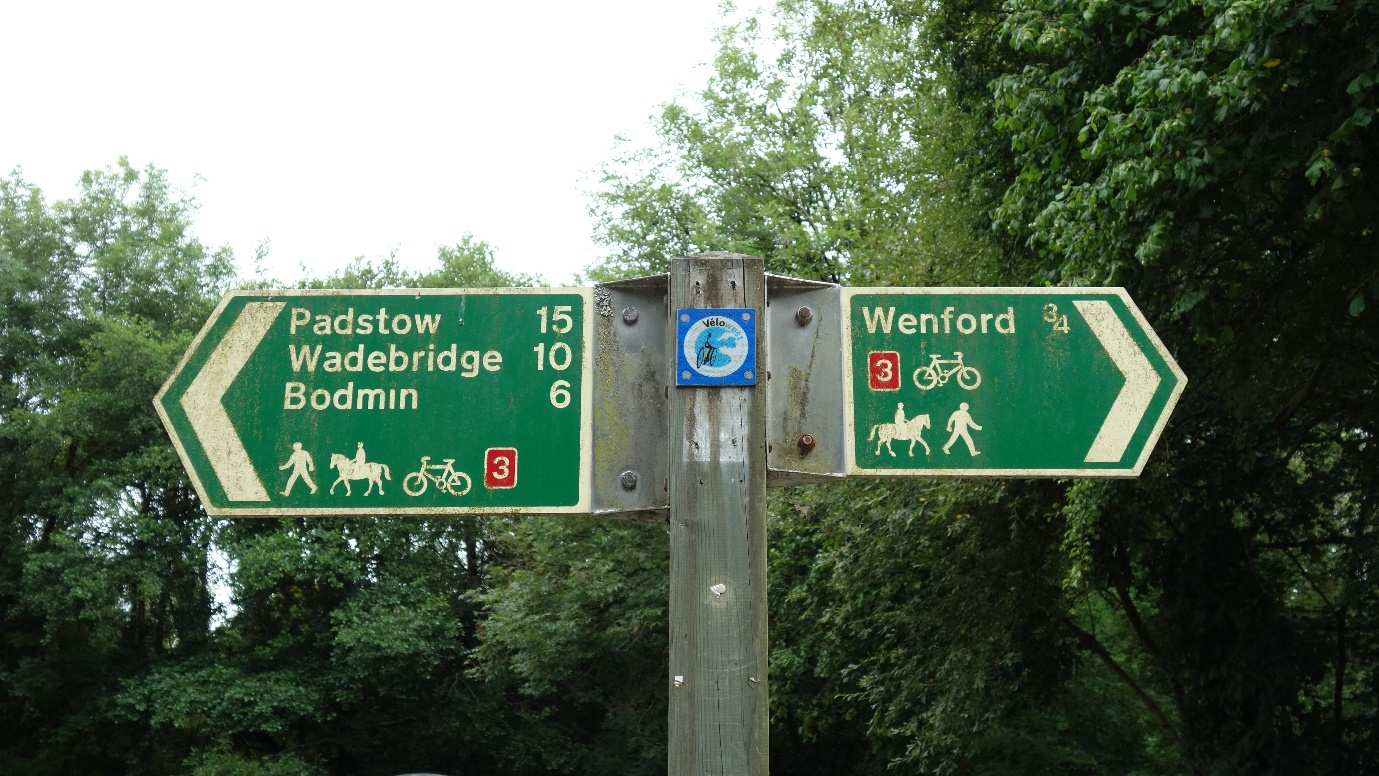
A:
[
  {"left": 843, "top": 288, "right": 1186, "bottom": 477},
  {"left": 155, "top": 289, "right": 592, "bottom": 516}
]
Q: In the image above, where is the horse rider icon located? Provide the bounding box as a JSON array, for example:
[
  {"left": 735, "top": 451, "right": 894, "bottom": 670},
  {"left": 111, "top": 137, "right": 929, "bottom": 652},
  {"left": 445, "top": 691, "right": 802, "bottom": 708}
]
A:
[
  {"left": 279, "top": 442, "right": 318, "bottom": 496},
  {"left": 329, "top": 442, "right": 392, "bottom": 496},
  {"left": 868, "top": 402, "right": 932, "bottom": 457}
]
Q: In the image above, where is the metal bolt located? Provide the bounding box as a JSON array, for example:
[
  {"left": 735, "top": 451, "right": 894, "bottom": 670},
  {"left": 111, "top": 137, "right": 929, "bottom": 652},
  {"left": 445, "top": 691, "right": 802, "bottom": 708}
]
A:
[
  {"left": 798, "top": 433, "right": 817, "bottom": 454},
  {"left": 621, "top": 306, "right": 639, "bottom": 325},
  {"left": 620, "top": 470, "right": 638, "bottom": 490},
  {"left": 795, "top": 305, "right": 814, "bottom": 326}
]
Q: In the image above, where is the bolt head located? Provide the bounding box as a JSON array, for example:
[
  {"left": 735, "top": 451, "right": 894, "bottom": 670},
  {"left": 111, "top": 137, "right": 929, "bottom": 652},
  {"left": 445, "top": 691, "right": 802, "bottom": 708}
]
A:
[
  {"left": 798, "top": 433, "right": 817, "bottom": 454},
  {"left": 621, "top": 306, "right": 639, "bottom": 325},
  {"left": 619, "top": 470, "right": 638, "bottom": 490},
  {"left": 795, "top": 305, "right": 814, "bottom": 326}
]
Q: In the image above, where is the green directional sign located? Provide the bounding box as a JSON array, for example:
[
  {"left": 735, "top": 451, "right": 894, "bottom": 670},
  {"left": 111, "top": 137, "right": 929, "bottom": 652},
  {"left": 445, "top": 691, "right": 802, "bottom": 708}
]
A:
[
  {"left": 843, "top": 288, "right": 1186, "bottom": 477},
  {"left": 155, "top": 289, "right": 592, "bottom": 516}
]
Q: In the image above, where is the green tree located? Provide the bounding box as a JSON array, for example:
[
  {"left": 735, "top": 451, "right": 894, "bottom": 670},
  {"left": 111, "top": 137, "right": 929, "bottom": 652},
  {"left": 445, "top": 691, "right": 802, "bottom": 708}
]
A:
[
  {"left": 1, "top": 159, "right": 233, "bottom": 774},
  {"left": 0, "top": 163, "right": 542, "bottom": 775},
  {"left": 583, "top": 0, "right": 1379, "bottom": 772},
  {"left": 588, "top": 2, "right": 998, "bottom": 285},
  {"left": 118, "top": 237, "right": 540, "bottom": 774},
  {"left": 472, "top": 516, "right": 668, "bottom": 775},
  {"left": 924, "top": 0, "right": 1379, "bottom": 769}
]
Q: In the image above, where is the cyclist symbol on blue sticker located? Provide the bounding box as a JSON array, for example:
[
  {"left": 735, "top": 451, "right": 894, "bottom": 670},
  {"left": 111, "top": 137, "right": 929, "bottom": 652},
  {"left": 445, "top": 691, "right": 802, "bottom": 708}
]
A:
[
  {"left": 679, "top": 310, "right": 754, "bottom": 384},
  {"left": 695, "top": 326, "right": 741, "bottom": 370}
]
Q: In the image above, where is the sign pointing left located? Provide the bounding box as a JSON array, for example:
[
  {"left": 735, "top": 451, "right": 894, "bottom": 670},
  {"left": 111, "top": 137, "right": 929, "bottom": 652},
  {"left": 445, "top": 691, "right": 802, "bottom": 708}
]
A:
[
  {"left": 179, "top": 301, "right": 284, "bottom": 502},
  {"left": 155, "top": 289, "right": 593, "bottom": 516}
]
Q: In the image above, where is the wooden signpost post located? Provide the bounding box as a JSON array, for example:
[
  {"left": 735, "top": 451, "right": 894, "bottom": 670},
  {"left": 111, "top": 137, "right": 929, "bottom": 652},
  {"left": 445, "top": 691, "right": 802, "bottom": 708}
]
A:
[
  {"left": 157, "top": 255, "right": 1186, "bottom": 776},
  {"left": 668, "top": 256, "right": 769, "bottom": 775}
]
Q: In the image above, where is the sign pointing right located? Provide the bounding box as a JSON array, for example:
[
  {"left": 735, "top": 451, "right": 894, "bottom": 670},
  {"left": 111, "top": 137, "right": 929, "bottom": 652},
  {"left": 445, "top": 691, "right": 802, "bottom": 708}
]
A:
[
  {"left": 843, "top": 288, "right": 1187, "bottom": 477},
  {"left": 1073, "top": 299, "right": 1163, "bottom": 463}
]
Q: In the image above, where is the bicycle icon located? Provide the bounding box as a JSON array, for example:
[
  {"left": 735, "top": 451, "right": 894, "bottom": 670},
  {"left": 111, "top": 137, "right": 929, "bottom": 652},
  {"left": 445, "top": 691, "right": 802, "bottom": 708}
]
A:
[
  {"left": 913, "top": 351, "right": 982, "bottom": 391},
  {"left": 402, "top": 455, "right": 473, "bottom": 497}
]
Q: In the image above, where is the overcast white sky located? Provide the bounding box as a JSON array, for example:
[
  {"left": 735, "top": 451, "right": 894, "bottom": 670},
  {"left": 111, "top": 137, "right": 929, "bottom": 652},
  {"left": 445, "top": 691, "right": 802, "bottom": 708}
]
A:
[{"left": 1, "top": 1, "right": 761, "bottom": 284}]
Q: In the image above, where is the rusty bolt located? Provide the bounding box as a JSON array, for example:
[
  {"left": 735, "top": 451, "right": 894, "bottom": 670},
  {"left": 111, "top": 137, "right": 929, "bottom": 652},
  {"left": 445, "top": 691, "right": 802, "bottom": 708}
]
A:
[
  {"left": 620, "top": 470, "right": 638, "bottom": 490},
  {"left": 798, "top": 433, "right": 817, "bottom": 454},
  {"left": 795, "top": 305, "right": 814, "bottom": 326},
  {"left": 621, "top": 306, "right": 639, "bottom": 325}
]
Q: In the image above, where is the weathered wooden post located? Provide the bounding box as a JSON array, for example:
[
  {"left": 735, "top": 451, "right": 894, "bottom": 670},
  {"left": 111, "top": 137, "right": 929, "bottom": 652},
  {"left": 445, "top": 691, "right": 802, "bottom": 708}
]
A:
[{"left": 668, "top": 254, "right": 770, "bottom": 776}]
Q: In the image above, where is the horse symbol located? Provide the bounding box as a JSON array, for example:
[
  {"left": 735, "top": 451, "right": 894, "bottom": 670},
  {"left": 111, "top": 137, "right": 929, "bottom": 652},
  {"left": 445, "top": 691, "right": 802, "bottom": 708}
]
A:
[
  {"left": 329, "top": 453, "right": 392, "bottom": 496},
  {"left": 868, "top": 414, "right": 932, "bottom": 458}
]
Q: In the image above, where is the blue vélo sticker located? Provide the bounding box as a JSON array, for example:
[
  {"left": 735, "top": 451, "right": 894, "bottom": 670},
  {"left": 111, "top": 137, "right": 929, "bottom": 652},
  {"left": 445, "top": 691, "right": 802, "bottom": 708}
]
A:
[{"left": 676, "top": 308, "right": 757, "bottom": 386}]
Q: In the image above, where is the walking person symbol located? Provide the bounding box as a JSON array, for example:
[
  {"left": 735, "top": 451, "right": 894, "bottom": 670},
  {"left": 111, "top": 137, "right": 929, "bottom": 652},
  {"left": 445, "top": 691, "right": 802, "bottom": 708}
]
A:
[
  {"left": 279, "top": 442, "right": 318, "bottom": 496},
  {"left": 942, "top": 402, "right": 983, "bottom": 457}
]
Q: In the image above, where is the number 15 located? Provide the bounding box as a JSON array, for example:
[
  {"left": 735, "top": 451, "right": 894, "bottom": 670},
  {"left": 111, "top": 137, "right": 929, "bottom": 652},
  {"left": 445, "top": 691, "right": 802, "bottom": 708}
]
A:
[{"left": 537, "top": 305, "right": 573, "bottom": 334}]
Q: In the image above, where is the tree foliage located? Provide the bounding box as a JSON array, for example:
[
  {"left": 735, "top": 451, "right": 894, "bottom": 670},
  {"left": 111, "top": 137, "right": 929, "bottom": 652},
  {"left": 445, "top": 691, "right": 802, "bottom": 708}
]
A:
[
  {"left": 0, "top": 163, "right": 535, "bottom": 774},
  {"left": 928, "top": 0, "right": 1379, "bottom": 770},
  {"left": 584, "top": 0, "right": 1379, "bottom": 772},
  {"left": 1, "top": 160, "right": 234, "bottom": 773},
  {"left": 588, "top": 2, "right": 1000, "bottom": 285},
  {"left": 3, "top": 0, "right": 1377, "bottom": 771}
]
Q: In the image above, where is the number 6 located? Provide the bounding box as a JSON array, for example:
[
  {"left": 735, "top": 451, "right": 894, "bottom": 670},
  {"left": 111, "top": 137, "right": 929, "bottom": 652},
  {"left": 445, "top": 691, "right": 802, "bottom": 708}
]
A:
[{"left": 550, "top": 379, "right": 571, "bottom": 408}]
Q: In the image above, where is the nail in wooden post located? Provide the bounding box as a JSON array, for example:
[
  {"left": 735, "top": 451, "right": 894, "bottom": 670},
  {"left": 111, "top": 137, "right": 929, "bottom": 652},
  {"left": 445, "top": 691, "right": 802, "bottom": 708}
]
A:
[{"left": 668, "top": 254, "right": 769, "bottom": 776}]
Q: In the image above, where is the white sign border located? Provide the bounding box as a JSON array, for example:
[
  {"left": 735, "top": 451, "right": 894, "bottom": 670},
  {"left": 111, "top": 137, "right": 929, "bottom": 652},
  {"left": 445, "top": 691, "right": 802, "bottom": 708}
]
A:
[
  {"left": 155, "top": 287, "right": 595, "bottom": 516},
  {"left": 840, "top": 286, "right": 1187, "bottom": 478}
]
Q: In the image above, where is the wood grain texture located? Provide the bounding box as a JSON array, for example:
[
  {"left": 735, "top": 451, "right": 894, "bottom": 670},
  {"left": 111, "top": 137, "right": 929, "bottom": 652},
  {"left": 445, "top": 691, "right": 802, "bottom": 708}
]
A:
[{"left": 668, "top": 254, "right": 769, "bottom": 776}]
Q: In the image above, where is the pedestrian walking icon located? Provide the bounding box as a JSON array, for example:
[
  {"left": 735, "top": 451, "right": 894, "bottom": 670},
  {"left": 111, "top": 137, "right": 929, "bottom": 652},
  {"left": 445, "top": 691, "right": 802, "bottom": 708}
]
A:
[
  {"left": 279, "top": 442, "right": 318, "bottom": 496},
  {"left": 942, "top": 402, "right": 983, "bottom": 457}
]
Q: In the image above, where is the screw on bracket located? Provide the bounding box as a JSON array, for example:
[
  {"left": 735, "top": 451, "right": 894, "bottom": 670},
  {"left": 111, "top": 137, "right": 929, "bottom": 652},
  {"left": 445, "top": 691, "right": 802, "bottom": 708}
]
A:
[
  {"left": 798, "top": 433, "right": 817, "bottom": 454},
  {"left": 620, "top": 470, "right": 639, "bottom": 490},
  {"left": 795, "top": 305, "right": 814, "bottom": 326},
  {"left": 621, "top": 306, "right": 639, "bottom": 325}
]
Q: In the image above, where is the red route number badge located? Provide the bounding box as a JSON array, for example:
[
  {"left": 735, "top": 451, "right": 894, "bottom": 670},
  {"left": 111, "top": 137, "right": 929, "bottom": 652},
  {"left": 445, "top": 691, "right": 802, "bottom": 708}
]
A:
[
  {"left": 484, "top": 448, "right": 518, "bottom": 489},
  {"left": 867, "top": 351, "right": 901, "bottom": 391}
]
